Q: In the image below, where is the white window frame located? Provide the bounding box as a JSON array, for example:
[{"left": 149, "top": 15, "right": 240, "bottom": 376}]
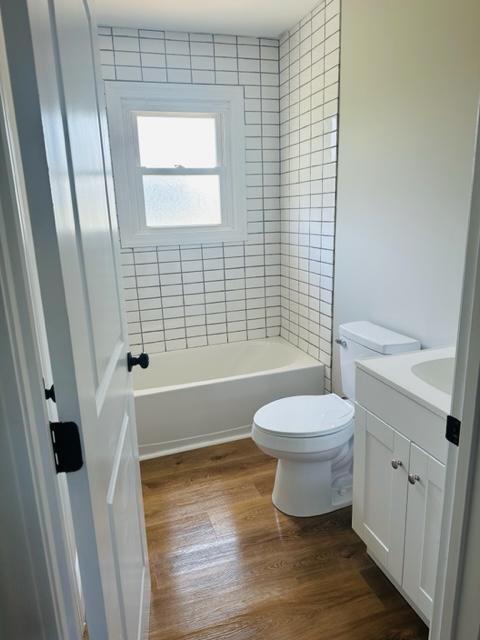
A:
[{"left": 105, "top": 81, "right": 247, "bottom": 247}]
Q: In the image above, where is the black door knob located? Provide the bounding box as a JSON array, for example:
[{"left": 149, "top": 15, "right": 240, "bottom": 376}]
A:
[{"left": 127, "top": 351, "right": 149, "bottom": 372}]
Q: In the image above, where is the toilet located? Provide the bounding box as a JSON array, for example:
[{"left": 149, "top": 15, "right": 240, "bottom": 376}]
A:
[{"left": 252, "top": 321, "right": 421, "bottom": 517}]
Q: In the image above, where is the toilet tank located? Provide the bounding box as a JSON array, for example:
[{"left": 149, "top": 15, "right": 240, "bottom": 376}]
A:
[{"left": 338, "top": 321, "right": 421, "bottom": 400}]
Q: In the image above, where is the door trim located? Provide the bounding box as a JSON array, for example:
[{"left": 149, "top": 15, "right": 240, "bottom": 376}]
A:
[{"left": 431, "top": 104, "right": 480, "bottom": 639}]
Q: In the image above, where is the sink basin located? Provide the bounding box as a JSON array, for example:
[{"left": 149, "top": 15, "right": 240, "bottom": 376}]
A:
[{"left": 411, "top": 357, "right": 455, "bottom": 394}]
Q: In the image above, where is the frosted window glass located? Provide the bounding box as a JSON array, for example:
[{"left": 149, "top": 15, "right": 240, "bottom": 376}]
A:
[
  {"left": 137, "top": 116, "right": 217, "bottom": 168},
  {"left": 143, "top": 175, "right": 221, "bottom": 227}
]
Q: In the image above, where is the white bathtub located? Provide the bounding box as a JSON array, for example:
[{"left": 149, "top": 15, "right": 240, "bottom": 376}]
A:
[{"left": 133, "top": 337, "right": 324, "bottom": 459}]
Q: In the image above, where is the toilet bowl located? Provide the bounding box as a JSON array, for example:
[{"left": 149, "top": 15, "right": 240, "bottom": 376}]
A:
[
  {"left": 252, "top": 394, "right": 354, "bottom": 517},
  {"left": 251, "top": 321, "right": 422, "bottom": 517}
]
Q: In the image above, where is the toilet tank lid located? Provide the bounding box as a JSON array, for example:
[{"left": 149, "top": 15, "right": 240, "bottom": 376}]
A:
[{"left": 339, "top": 321, "right": 421, "bottom": 354}]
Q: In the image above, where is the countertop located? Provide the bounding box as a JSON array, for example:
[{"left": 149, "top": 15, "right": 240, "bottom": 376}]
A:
[{"left": 356, "top": 346, "right": 455, "bottom": 418}]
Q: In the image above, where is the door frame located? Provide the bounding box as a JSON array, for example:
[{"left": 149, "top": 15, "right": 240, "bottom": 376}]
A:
[
  {"left": 0, "top": 8, "right": 80, "bottom": 639},
  {"left": 430, "top": 107, "right": 480, "bottom": 640}
]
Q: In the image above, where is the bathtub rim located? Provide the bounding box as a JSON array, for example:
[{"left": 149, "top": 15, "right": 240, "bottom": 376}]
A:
[{"left": 134, "top": 360, "right": 323, "bottom": 397}]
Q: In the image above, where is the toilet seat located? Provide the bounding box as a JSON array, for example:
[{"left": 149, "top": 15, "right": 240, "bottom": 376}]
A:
[
  {"left": 251, "top": 393, "right": 355, "bottom": 517},
  {"left": 253, "top": 394, "right": 354, "bottom": 438}
]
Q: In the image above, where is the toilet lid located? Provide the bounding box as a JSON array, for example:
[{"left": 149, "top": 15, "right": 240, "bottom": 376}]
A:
[{"left": 253, "top": 394, "right": 354, "bottom": 438}]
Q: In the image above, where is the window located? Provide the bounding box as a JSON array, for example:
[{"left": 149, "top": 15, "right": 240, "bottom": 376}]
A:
[
  {"left": 137, "top": 114, "right": 221, "bottom": 228},
  {"left": 105, "top": 82, "right": 247, "bottom": 246}
]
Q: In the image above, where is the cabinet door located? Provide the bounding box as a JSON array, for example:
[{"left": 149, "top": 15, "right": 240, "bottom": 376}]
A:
[
  {"left": 353, "top": 406, "right": 410, "bottom": 584},
  {"left": 403, "top": 443, "right": 446, "bottom": 622}
]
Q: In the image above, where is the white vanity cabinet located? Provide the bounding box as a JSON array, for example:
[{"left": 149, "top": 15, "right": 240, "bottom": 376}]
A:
[
  {"left": 353, "top": 365, "right": 448, "bottom": 624},
  {"left": 403, "top": 443, "right": 445, "bottom": 619},
  {"left": 353, "top": 408, "right": 410, "bottom": 585}
]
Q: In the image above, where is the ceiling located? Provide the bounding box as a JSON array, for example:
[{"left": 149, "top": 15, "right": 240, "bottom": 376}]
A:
[{"left": 93, "top": 0, "right": 318, "bottom": 38}]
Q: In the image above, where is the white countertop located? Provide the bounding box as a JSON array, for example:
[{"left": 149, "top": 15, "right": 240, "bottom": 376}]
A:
[{"left": 356, "top": 346, "right": 455, "bottom": 418}]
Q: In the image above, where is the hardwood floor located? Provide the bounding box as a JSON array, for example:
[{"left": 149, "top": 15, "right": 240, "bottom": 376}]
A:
[{"left": 141, "top": 438, "right": 428, "bottom": 640}]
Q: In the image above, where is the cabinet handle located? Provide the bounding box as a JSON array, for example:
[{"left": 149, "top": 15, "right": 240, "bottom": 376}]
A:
[
  {"left": 408, "top": 473, "right": 421, "bottom": 485},
  {"left": 391, "top": 459, "right": 403, "bottom": 469}
]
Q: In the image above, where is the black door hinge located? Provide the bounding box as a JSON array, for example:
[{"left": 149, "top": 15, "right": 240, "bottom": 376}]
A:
[
  {"left": 45, "top": 384, "right": 56, "bottom": 402},
  {"left": 446, "top": 415, "right": 461, "bottom": 446},
  {"left": 49, "top": 421, "right": 83, "bottom": 473}
]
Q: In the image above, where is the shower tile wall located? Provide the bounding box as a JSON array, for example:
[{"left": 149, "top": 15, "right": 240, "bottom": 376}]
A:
[
  {"left": 98, "top": 27, "right": 281, "bottom": 352},
  {"left": 279, "top": 0, "right": 340, "bottom": 389}
]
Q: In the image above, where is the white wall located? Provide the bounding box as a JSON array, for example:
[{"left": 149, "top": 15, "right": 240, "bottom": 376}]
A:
[{"left": 333, "top": 0, "right": 480, "bottom": 392}]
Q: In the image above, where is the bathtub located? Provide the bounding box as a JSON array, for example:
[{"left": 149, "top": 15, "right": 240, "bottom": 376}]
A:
[{"left": 133, "top": 337, "right": 324, "bottom": 459}]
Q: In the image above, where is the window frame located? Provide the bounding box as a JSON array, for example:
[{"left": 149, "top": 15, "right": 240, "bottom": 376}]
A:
[{"left": 105, "top": 81, "right": 247, "bottom": 247}]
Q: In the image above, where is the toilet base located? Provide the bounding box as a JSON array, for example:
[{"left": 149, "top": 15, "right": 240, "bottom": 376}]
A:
[{"left": 272, "top": 458, "right": 352, "bottom": 517}]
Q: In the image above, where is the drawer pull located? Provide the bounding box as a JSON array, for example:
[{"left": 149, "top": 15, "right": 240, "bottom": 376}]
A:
[
  {"left": 408, "top": 473, "right": 421, "bottom": 485},
  {"left": 391, "top": 459, "right": 403, "bottom": 469}
]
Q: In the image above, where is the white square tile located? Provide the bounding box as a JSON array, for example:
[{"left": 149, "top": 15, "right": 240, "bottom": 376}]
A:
[
  {"left": 238, "top": 44, "right": 260, "bottom": 59},
  {"left": 191, "top": 55, "right": 214, "bottom": 70},
  {"left": 166, "top": 40, "right": 189, "bottom": 55},
  {"left": 190, "top": 42, "right": 213, "bottom": 56},
  {"left": 101, "top": 65, "right": 116, "bottom": 80},
  {"left": 166, "top": 54, "right": 190, "bottom": 69},
  {"left": 114, "top": 51, "right": 140, "bottom": 66},
  {"left": 141, "top": 53, "right": 165, "bottom": 68},
  {"left": 165, "top": 31, "right": 189, "bottom": 41},
  {"left": 142, "top": 68, "right": 167, "bottom": 82},
  {"left": 115, "top": 66, "right": 142, "bottom": 81},
  {"left": 139, "top": 29, "right": 165, "bottom": 39},
  {"left": 215, "top": 71, "right": 238, "bottom": 85},
  {"left": 190, "top": 33, "right": 213, "bottom": 42},
  {"left": 215, "top": 57, "right": 238, "bottom": 72},
  {"left": 167, "top": 69, "right": 191, "bottom": 82},
  {"left": 113, "top": 35, "right": 139, "bottom": 52},
  {"left": 98, "top": 34, "right": 113, "bottom": 50},
  {"left": 214, "top": 43, "right": 236, "bottom": 57},
  {"left": 140, "top": 38, "right": 165, "bottom": 54},
  {"left": 192, "top": 70, "right": 215, "bottom": 84},
  {"left": 214, "top": 34, "right": 236, "bottom": 44}
]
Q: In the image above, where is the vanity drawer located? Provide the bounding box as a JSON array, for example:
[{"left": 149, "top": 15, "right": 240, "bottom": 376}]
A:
[{"left": 356, "top": 368, "right": 447, "bottom": 464}]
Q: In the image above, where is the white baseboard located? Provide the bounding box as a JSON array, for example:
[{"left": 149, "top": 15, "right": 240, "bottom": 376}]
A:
[{"left": 139, "top": 425, "right": 251, "bottom": 460}]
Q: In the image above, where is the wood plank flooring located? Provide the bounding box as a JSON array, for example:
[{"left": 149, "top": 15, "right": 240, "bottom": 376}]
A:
[{"left": 141, "top": 438, "right": 428, "bottom": 640}]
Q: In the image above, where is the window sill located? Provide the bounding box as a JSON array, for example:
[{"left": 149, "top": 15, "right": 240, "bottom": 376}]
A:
[{"left": 120, "top": 224, "right": 247, "bottom": 248}]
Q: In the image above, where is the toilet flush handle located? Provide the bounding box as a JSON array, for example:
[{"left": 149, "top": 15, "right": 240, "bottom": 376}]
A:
[{"left": 335, "top": 338, "right": 347, "bottom": 348}]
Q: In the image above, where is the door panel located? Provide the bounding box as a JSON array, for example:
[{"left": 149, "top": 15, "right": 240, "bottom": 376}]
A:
[
  {"left": 53, "top": 0, "right": 123, "bottom": 381},
  {"left": 403, "top": 443, "right": 445, "bottom": 621},
  {"left": 19, "top": 0, "right": 151, "bottom": 637},
  {"left": 107, "top": 413, "right": 146, "bottom": 640},
  {"left": 353, "top": 406, "right": 409, "bottom": 583}
]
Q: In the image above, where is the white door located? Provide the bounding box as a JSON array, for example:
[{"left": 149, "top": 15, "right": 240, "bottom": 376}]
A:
[
  {"left": 8, "top": 0, "right": 150, "bottom": 638},
  {"left": 353, "top": 405, "right": 410, "bottom": 583},
  {"left": 404, "top": 444, "right": 446, "bottom": 622}
]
